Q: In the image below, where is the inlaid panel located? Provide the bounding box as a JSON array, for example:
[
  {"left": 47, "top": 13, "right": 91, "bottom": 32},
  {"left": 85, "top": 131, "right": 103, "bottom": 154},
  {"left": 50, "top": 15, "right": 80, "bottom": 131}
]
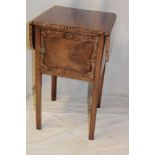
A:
[{"left": 40, "top": 29, "right": 99, "bottom": 81}]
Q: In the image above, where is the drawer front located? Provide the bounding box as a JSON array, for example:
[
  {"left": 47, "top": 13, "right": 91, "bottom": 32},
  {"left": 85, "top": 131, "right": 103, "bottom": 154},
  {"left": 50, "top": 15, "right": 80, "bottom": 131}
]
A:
[{"left": 40, "top": 29, "right": 99, "bottom": 81}]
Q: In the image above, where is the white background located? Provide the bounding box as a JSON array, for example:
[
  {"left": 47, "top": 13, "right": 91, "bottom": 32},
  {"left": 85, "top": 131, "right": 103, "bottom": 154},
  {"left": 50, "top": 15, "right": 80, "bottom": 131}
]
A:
[{"left": 26, "top": 0, "right": 129, "bottom": 99}]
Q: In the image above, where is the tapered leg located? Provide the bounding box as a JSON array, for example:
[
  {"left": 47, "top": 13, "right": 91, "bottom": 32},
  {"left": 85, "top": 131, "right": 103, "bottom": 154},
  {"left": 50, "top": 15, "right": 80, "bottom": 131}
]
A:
[
  {"left": 89, "top": 34, "right": 105, "bottom": 140},
  {"left": 35, "top": 26, "right": 42, "bottom": 129},
  {"left": 51, "top": 75, "right": 57, "bottom": 101},
  {"left": 89, "top": 84, "right": 98, "bottom": 140},
  {"left": 35, "top": 72, "right": 42, "bottom": 129},
  {"left": 97, "top": 64, "right": 106, "bottom": 108}
]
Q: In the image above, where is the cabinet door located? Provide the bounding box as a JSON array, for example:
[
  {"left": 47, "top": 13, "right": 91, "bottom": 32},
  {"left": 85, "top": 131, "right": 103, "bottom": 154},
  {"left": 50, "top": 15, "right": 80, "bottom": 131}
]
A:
[{"left": 40, "top": 29, "right": 99, "bottom": 81}]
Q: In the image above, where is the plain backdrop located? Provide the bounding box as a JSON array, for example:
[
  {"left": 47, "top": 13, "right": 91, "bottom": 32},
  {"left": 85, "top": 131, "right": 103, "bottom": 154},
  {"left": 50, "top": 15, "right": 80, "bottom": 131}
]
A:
[{"left": 26, "top": 0, "right": 129, "bottom": 99}]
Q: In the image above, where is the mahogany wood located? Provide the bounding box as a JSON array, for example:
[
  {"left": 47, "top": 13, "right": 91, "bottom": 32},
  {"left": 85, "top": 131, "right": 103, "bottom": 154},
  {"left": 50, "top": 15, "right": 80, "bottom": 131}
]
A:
[
  {"left": 30, "top": 6, "right": 116, "bottom": 140},
  {"left": 35, "top": 26, "right": 42, "bottom": 129},
  {"left": 44, "top": 37, "right": 94, "bottom": 74},
  {"left": 32, "top": 6, "right": 116, "bottom": 35},
  {"left": 40, "top": 29, "right": 98, "bottom": 81},
  {"left": 89, "top": 35, "right": 105, "bottom": 140}
]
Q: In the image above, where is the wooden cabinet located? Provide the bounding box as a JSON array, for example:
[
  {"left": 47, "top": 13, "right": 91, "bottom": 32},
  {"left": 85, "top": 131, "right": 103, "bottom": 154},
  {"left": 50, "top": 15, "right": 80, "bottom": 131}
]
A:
[{"left": 29, "top": 6, "right": 116, "bottom": 140}]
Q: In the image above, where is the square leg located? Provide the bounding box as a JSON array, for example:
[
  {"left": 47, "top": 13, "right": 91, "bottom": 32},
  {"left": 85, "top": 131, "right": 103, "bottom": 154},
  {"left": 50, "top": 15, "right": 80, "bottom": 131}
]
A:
[
  {"left": 88, "top": 34, "right": 105, "bottom": 139},
  {"left": 51, "top": 75, "right": 57, "bottom": 101},
  {"left": 88, "top": 83, "right": 98, "bottom": 140},
  {"left": 35, "top": 26, "right": 42, "bottom": 129},
  {"left": 35, "top": 72, "right": 42, "bottom": 129}
]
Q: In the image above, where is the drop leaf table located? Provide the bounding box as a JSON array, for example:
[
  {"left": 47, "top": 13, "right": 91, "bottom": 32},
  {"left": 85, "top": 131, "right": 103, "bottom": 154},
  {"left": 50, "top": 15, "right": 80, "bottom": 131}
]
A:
[{"left": 29, "top": 6, "right": 116, "bottom": 140}]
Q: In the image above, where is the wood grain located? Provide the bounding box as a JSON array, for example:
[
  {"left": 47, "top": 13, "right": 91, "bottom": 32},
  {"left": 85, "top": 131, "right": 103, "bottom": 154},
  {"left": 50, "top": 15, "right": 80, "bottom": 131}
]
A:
[
  {"left": 35, "top": 26, "right": 42, "bottom": 129},
  {"left": 44, "top": 37, "right": 93, "bottom": 73},
  {"left": 40, "top": 29, "right": 98, "bottom": 81},
  {"left": 32, "top": 6, "right": 116, "bottom": 35},
  {"left": 89, "top": 34, "right": 105, "bottom": 140},
  {"left": 31, "top": 6, "right": 116, "bottom": 140}
]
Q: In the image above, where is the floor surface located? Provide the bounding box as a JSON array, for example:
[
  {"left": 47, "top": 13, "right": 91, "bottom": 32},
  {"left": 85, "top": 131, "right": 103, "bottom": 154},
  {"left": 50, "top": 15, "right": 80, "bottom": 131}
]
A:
[{"left": 27, "top": 94, "right": 128, "bottom": 155}]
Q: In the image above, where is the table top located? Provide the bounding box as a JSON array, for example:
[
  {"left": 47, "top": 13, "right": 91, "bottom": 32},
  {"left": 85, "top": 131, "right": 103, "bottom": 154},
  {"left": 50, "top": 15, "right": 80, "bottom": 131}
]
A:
[{"left": 32, "top": 6, "right": 116, "bottom": 35}]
